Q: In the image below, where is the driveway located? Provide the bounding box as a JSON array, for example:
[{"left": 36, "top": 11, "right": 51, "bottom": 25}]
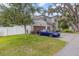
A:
[{"left": 55, "top": 33, "right": 79, "bottom": 56}]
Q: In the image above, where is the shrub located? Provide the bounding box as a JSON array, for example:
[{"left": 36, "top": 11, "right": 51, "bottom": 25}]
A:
[{"left": 63, "top": 29, "right": 73, "bottom": 33}]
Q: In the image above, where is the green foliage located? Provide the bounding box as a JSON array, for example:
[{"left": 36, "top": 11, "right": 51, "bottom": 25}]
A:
[
  {"left": 0, "top": 3, "right": 36, "bottom": 34},
  {"left": 0, "top": 3, "right": 36, "bottom": 26},
  {"left": 9, "top": 3, "right": 35, "bottom": 25},
  {"left": 58, "top": 19, "right": 69, "bottom": 29},
  {"left": 63, "top": 29, "right": 73, "bottom": 33},
  {"left": 0, "top": 7, "right": 15, "bottom": 27}
]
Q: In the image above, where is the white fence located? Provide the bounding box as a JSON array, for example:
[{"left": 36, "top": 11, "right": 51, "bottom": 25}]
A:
[{"left": 0, "top": 25, "right": 32, "bottom": 36}]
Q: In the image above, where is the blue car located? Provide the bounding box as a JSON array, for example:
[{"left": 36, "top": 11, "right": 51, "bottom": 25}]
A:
[{"left": 37, "top": 30, "right": 60, "bottom": 37}]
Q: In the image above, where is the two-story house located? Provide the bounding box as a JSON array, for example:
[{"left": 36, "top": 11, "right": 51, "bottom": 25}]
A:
[{"left": 32, "top": 15, "right": 57, "bottom": 33}]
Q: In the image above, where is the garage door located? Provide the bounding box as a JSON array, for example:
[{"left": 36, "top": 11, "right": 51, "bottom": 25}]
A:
[{"left": 33, "top": 26, "right": 45, "bottom": 33}]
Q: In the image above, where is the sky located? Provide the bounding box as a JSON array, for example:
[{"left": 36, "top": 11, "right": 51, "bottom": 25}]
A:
[
  {"left": 2, "top": 3, "right": 59, "bottom": 16},
  {"left": 38, "top": 3, "right": 56, "bottom": 9},
  {"left": 34, "top": 3, "right": 57, "bottom": 16}
]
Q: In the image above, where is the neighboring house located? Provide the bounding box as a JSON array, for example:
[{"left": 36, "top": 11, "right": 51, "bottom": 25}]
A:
[{"left": 32, "top": 15, "right": 57, "bottom": 33}]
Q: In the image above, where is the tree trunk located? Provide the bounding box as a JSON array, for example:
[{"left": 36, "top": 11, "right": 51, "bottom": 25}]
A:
[
  {"left": 69, "top": 22, "right": 78, "bottom": 32},
  {"left": 75, "top": 23, "right": 79, "bottom": 32},
  {"left": 24, "top": 25, "right": 27, "bottom": 34},
  {"left": 24, "top": 25, "right": 27, "bottom": 39},
  {"left": 56, "top": 12, "right": 59, "bottom": 31}
]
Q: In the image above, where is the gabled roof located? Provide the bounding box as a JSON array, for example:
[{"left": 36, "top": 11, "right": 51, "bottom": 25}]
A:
[{"left": 32, "top": 15, "right": 53, "bottom": 20}]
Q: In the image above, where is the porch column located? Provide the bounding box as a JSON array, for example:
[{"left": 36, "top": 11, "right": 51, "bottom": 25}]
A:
[{"left": 45, "top": 25, "right": 48, "bottom": 30}]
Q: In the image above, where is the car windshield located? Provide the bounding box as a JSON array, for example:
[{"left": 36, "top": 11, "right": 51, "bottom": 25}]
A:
[{"left": 41, "top": 29, "right": 48, "bottom": 32}]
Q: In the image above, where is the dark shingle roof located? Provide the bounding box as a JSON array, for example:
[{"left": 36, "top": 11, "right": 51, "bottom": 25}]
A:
[{"left": 32, "top": 15, "right": 52, "bottom": 20}]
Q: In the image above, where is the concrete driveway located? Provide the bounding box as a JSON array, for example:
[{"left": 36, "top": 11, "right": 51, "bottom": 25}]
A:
[{"left": 55, "top": 33, "right": 79, "bottom": 56}]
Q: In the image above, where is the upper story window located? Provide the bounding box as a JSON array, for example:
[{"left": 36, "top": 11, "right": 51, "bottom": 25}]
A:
[
  {"left": 53, "top": 18, "right": 57, "bottom": 22},
  {"left": 44, "top": 19, "right": 47, "bottom": 21},
  {"left": 32, "top": 20, "right": 35, "bottom": 24}
]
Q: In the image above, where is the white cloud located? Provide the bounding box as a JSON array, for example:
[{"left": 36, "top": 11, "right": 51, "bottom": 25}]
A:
[
  {"left": 56, "top": 4, "right": 61, "bottom": 6},
  {"left": 38, "top": 3, "right": 46, "bottom": 7},
  {"left": 34, "top": 12, "right": 41, "bottom": 16},
  {"left": 52, "top": 6, "right": 56, "bottom": 9}
]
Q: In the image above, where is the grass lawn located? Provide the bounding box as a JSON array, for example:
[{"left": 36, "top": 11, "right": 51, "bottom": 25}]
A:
[{"left": 0, "top": 34, "right": 66, "bottom": 56}]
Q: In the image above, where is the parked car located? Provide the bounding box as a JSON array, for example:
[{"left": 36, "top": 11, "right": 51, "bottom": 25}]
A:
[{"left": 37, "top": 30, "right": 60, "bottom": 37}]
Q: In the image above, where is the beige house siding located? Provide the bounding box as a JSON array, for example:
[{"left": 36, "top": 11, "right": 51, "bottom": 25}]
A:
[{"left": 32, "top": 16, "right": 57, "bottom": 33}]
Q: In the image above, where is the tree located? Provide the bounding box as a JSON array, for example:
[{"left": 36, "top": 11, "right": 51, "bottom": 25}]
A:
[
  {"left": 0, "top": 4, "right": 17, "bottom": 35},
  {"left": 47, "top": 4, "right": 60, "bottom": 31},
  {"left": 0, "top": 3, "right": 36, "bottom": 35},
  {"left": 60, "top": 3, "right": 79, "bottom": 32},
  {"left": 10, "top": 3, "right": 36, "bottom": 34}
]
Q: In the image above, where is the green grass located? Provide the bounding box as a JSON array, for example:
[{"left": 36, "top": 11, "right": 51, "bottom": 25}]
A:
[{"left": 0, "top": 34, "right": 66, "bottom": 56}]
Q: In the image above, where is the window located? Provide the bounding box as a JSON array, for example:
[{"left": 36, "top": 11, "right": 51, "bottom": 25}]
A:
[
  {"left": 32, "top": 20, "right": 35, "bottom": 24},
  {"left": 44, "top": 19, "right": 47, "bottom": 21},
  {"left": 54, "top": 19, "right": 57, "bottom": 22}
]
